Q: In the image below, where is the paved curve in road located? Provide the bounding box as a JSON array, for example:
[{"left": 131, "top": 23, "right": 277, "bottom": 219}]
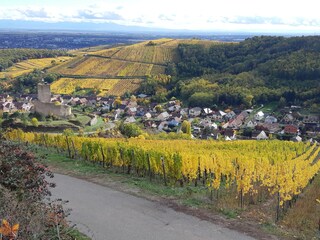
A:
[{"left": 51, "top": 174, "right": 255, "bottom": 240}]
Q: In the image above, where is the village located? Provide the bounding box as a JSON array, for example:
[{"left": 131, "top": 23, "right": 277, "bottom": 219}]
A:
[{"left": 0, "top": 83, "right": 319, "bottom": 142}]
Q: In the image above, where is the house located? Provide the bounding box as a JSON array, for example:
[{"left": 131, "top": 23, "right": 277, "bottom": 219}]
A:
[
  {"left": 304, "top": 115, "right": 320, "bottom": 131},
  {"left": 180, "top": 108, "right": 189, "bottom": 117},
  {"left": 157, "top": 111, "right": 170, "bottom": 121},
  {"left": 189, "top": 107, "right": 202, "bottom": 117},
  {"left": 212, "top": 110, "right": 226, "bottom": 121},
  {"left": 114, "top": 109, "right": 123, "bottom": 120},
  {"left": 168, "top": 105, "right": 181, "bottom": 112},
  {"left": 199, "top": 118, "right": 212, "bottom": 128},
  {"left": 136, "top": 107, "right": 147, "bottom": 117},
  {"left": 238, "top": 111, "right": 249, "bottom": 121},
  {"left": 21, "top": 102, "right": 33, "bottom": 112},
  {"left": 291, "top": 135, "right": 302, "bottom": 142},
  {"left": 137, "top": 94, "right": 148, "bottom": 98},
  {"left": 303, "top": 115, "right": 319, "bottom": 124},
  {"left": 219, "top": 110, "right": 227, "bottom": 117},
  {"left": 224, "top": 111, "right": 236, "bottom": 120},
  {"left": 89, "top": 115, "right": 98, "bottom": 126},
  {"left": 228, "top": 118, "right": 243, "bottom": 129},
  {"left": 192, "top": 126, "right": 201, "bottom": 134},
  {"left": 221, "top": 122, "right": 229, "bottom": 129},
  {"left": 255, "top": 111, "right": 264, "bottom": 121},
  {"left": 284, "top": 125, "right": 299, "bottom": 134},
  {"left": 224, "top": 128, "right": 236, "bottom": 140},
  {"left": 261, "top": 123, "right": 280, "bottom": 133},
  {"left": 126, "top": 107, "right": 137, "bottom": 116},
  {"left": 124, "top": 116, "right": 136, "bottom": 124},
  {"left": 79, "top": 98, "right": 88, "bottom": 105},
  {"left": 282, "top": 113, "right": 294, "bottom": 123},
  {"left": 265, "top": 116, "right": 277, "bottom": 124},
  {"left": 253, "top": 130, "right": 268, "bottom": 140},
  {"left": 70, "top": 97, "right": 80, "bottom": 105},
  {"left": 101, "top": 104, "right": 111, "bottom": 113},
  {"left": 127, "top": 101, "right": 138, "bottom": 108},
  {"left": 144, "top": 112, "right": 152, "bottom": 119},
  {"left": 203, "top": 108, "right": 213, "bottom": 115},
  {"left": 211, "top": 122, "right": 218, "bottom": 129},
  {"left": 0, "top": 102, "right": 16, "bottom": 112},
  {"left": 158, "top": 121, "right": 169, "bottom": 131},
  {"left": 246, "top": 120, "right": 257, "bottom": 128},
  {"left": 168, "top": 119, "right": 179, "bottom": 128}
]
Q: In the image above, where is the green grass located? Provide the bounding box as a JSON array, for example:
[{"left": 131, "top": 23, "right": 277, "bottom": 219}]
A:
[
  {"left": 84, "top": 117, "right": 106, "bottom": 132},
  {"left": 73, "top": 114, "right": 91, "bottom": 126},
  {"left": 38, "top": 146, "right": 210, "bottom": 202},
  {"left": 219, "top": 208, "right": 239, "bottom": 219},
  {"left": 66, "top": 228, "right": 92, "bottom": 240},
  {"left": 40, "top": 120, "right": 78, "bottom": 127},
  {"left": 260, "top": 101, "right": 278, "bottom": 114}
]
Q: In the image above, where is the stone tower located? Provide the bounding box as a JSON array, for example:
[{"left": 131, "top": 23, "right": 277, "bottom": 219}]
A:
[
  {"left": 38, "top": 83, "right": 51, "bottom": 103},
  {"left": 34, "top": 83, "right": 72, "bottom": 118}
]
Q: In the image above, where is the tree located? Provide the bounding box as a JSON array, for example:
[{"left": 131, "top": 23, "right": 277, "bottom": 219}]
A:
[
  {"left": 31, "top": 117, "right": 39, "bottom": 127},
  {"left": 181, "top": 120, "right": 191, "bottom": 135},
  {"left": 113, "top": 97, "right": 122, "bottom": 108},
  {"left": 119, "top": 123, "right": 143, "bottom": 138},
  {"left": 278, "top": 97, "right": 287, "bottom": 108},
  {"left": 130, "top": 95, "right": 137, "bottom": 102},
  {"left": 244, "top": 94, "right": 254, "bottom": 108},
  {"left": 155, "top": 104, "right": 163, "bottom": 113}
]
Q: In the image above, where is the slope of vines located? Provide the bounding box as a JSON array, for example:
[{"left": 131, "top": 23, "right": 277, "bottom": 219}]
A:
[{"left": 6, "top": 129, "right": 320, "bottom": 214}]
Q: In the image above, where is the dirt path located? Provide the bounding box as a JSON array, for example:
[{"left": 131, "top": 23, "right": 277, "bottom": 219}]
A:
[{"left": 51, "top": 173, "right": 255, "bottom": 240}]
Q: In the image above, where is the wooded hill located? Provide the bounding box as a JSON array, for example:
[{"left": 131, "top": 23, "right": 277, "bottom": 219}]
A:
[{"left": 169, "top": 36, "right": 320, "bottom": 107}]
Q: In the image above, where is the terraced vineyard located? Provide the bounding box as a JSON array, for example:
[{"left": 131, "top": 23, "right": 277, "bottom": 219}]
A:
[
  {"left": 107, "top": 79, "right": 142, "bottom": 96},
  {"left": 46, "top": 39, "right": 223, "bottom": 96},
  {"left": 0, "top": 56, "right": 72, "bottom": 78},
  {"left": 49, "top": 57, "right": 165, "bottom": 77},
  {"left": 51, "top": 77, "right": 142, "bottom": 96},
  {"left": 49, "top": 38, "right": 221, "bottom": 78}
]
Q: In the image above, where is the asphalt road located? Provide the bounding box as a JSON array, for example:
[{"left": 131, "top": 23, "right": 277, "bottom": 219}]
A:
[{"left": 51, "top": 174, "right": 255, "bottom": 240}]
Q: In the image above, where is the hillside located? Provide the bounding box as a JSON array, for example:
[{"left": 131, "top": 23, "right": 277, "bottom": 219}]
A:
[
  {"left": 49, "top": 38, "right": 220, "bottom": 77},
  {"left": 47, "top": 38, "right": 222, "bottom": 96},
  {"left": 169, "top": 36, "right": 320, "bottom": 107},
  {"left": 0, "top": 56, "right": 71, "bottom": 79}
]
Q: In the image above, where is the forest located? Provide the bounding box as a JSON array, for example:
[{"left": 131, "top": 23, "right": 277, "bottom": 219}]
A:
[{"left": 164, "top": 36, "right": 320, "bottom": 107}]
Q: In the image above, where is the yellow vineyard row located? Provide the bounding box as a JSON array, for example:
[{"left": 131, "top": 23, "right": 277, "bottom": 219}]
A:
[
  {"left": 0, "top": 57, "right": 72, "bottom": 79},
  {"left": 51, "top": 78, "right": 142, "bottom": 96},
  {"left": 5, "top": 129, "right": 320, "bottom": 207}
]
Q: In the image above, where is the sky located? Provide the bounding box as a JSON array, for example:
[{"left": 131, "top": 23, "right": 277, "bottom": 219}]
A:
[{"left": 1, "top": 0, "right": 320, "bottom": 33}]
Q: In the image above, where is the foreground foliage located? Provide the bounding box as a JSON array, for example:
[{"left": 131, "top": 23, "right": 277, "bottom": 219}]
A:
[{"left": 0, "top": 140, "right": 86, "bottom": 239}]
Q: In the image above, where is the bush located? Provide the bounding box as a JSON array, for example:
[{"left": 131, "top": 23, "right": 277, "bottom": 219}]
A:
[
  {"left": 0, "top": 142, "right": 77, "bottom": 239},
  {"left": 119, "top": 123, "right": 143, "bottom": 138},
  {"left": 31, "top": 117, "right": 39, "bottom": 127}
]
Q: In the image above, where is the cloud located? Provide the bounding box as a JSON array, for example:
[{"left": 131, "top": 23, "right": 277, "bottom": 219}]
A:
[
  {"left": 132, "top": 17, "right": 143, "bottom": 23},
  {"left": 226, "top": 16, "right": 285, "bottom": 25},
  {"left": 206, "top": 15, "right": 320, "bottom": 28},
  {"left": 77, "top": 9, "right": 123, "bottom": 20},
  {"left": 17, "top": 7, "right": 50, "bottom": 19},
  {"left": 158, "top": 14, "right": 174, "bottom": 21}
]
